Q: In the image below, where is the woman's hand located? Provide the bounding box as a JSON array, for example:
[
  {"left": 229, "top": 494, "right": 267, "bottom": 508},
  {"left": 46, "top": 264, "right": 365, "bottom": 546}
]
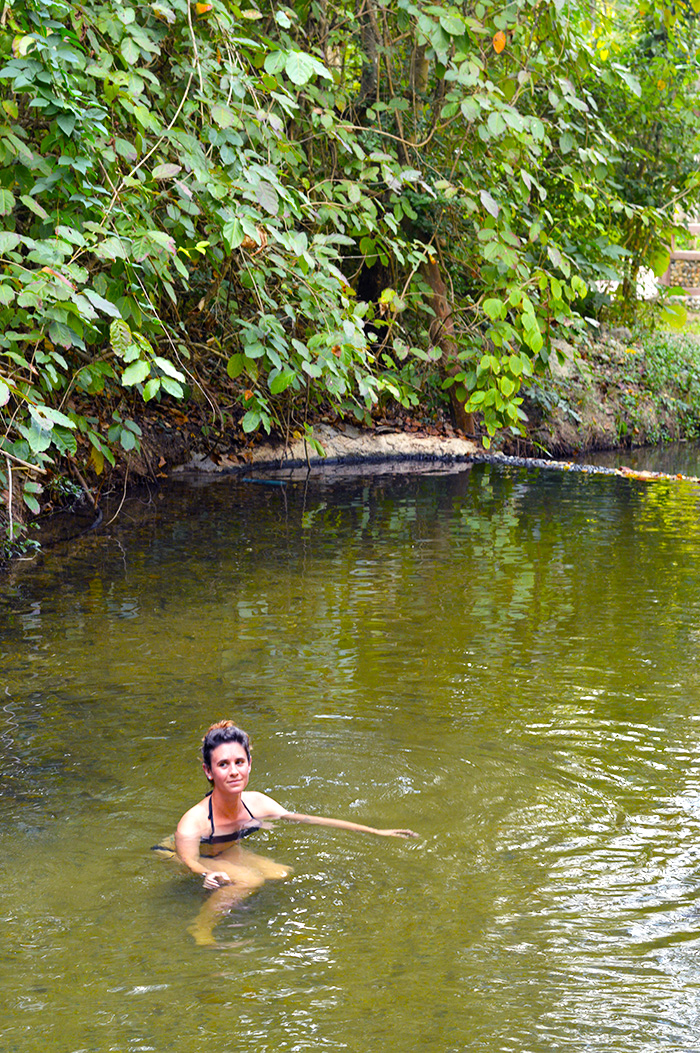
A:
[
  {"left": 202, "top": 870, "right": 233, "bottom": 890},
  {"left": 379, "top": 828, "right": 419, "bottom": 838}
]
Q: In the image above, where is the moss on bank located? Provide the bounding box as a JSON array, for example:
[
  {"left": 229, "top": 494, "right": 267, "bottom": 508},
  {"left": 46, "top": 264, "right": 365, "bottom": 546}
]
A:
[{"left": 517, "top": 325, "right": 700, "bottom": 456}]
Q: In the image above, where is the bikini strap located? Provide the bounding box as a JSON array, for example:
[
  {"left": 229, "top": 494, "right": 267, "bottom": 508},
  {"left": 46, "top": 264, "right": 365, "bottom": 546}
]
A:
[
  {"left": 207, "top": 792, "right": 215, "bottom": 841},
  {"left": 242, "top": 798, "right": 256, "bottom": 821}
]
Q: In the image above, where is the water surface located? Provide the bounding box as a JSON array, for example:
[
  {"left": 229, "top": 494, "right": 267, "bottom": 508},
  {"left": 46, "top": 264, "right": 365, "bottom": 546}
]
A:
[{"left": 3, "top": 463, "right": 700, "bottom": 1052}]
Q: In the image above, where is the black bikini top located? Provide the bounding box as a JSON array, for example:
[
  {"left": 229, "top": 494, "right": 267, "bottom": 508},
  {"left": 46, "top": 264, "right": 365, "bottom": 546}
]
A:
[{"left": 201, "top": 793, "right": 261, "bottom": 845}]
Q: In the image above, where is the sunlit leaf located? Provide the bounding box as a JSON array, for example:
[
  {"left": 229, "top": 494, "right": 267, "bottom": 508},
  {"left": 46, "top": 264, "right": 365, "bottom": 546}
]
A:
[
  {"left": 660, "top": 303, "right": 688, "bottom": 330},
  {"left": 285, "top": 50, "right": 331, "bottom": 85},
  {"left": 152, "top": 163, "right": 182, "bottom": 179},
  {"left": 0, "top": 232, "right": 21, "bottom": 253},
  {"left": 649, "top": 247, "right": 670, "bottom": 278},
  {"left": 121, "top": 360, "right": 150, "bottom": 386},
  {"left": 151, "top": 3, "right": 176, "bottom": 22},
  {"left": 12, "top": 35, "right": 35, "bottom": 58},
  {"left": 480, "top": 189, "right": 499, "bottom": 218}
]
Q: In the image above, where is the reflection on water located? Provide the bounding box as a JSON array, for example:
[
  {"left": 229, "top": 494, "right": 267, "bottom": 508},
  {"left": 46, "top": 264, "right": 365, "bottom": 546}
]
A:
[
  {"left": 582, "top": 440, "right": 700, "bottom": 476},
  {"left": 3, "top": 464, "right": 700, "bottom": 1051}
]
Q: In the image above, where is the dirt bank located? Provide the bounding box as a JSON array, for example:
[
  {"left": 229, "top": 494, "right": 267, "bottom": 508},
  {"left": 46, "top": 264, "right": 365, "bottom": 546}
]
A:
[{"left": 173, "top": 422, "right": 479, "bottom": 474}]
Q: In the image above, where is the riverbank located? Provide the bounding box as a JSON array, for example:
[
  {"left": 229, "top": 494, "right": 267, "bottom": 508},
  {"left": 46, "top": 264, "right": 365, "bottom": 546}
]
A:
[{"left": 7, "top": 319, "right": 700, "bottom": 562}]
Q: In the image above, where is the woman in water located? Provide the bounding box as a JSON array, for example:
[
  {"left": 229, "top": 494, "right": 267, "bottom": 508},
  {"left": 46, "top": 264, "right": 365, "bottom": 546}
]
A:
[{"left": 175, "top": 720, "right": 417, "bottom": 944}]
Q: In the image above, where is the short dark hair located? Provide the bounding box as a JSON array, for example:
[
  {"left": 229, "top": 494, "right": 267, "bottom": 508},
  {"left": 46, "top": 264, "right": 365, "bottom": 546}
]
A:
[{"left": 202, "top": 720, "right": 252, "bottom": 768}]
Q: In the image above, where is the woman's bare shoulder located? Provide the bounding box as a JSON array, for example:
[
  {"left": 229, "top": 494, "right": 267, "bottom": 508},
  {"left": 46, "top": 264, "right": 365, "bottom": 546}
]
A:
[
  {"left": 243, "top": 790, "right": 289, "bottom": 818},
  {"left": 176, "top": 797, "right": 210, "bottom": 835}
]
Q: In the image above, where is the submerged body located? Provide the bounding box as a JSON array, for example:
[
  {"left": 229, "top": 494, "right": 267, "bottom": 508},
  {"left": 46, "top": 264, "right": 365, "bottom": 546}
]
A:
[{"left": 175, "top": 721, "right": 416, "bottom": 945}]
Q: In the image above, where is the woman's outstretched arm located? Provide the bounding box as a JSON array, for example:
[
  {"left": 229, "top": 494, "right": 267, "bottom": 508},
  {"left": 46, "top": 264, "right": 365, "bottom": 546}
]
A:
[
  {"left": 281, "top": 812, "right": 418, "bottom": 838},
  {"left": 248, "top": 792, "right": 417, "bottom": 838}
]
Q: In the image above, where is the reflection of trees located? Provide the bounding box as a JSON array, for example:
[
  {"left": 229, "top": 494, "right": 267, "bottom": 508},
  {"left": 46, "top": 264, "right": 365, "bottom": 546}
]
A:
[{"left": 4, "top": 467, "right": 700, "bottom": 795}]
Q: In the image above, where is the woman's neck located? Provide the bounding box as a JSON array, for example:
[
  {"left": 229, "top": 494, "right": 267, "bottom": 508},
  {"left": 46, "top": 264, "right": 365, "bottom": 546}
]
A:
[{"left": 211, "top": 787, "right": 246, "bottom": 820}]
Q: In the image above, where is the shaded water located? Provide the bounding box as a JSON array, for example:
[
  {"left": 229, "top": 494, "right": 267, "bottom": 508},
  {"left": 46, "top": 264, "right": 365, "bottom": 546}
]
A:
[
  {"left": 582, "top": 440, "right": 700, "bottom": 476},
  {"left": 3, "top": 463, "right": 700, "bottom": 1052}
]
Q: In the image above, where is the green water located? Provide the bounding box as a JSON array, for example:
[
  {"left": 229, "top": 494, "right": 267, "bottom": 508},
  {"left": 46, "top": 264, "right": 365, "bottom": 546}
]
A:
[{"left": 3, "top": 463, "right": 700, "bottom": 1053}]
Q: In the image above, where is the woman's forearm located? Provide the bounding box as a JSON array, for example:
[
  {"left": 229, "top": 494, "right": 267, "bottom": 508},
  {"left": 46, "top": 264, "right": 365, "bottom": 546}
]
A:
[{"left": 175, "top": 833, "right": 211, "bottom": 876}]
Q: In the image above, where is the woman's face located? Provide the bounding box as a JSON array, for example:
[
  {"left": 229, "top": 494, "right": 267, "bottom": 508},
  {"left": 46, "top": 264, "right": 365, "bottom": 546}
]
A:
[{"left": 204, "top": 742, "right": 251, "bottom": 794}]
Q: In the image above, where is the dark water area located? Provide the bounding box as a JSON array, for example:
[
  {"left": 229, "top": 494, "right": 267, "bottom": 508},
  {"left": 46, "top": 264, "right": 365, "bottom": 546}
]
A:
[{"left": 3, "top": 463, "right": 700, "bottom": 1052}]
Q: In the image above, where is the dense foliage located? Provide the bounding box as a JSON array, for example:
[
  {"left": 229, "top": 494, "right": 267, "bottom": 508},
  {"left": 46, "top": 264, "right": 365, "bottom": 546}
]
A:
[{"left": 0, "top": 0, "right": 699, "bottom": 537}]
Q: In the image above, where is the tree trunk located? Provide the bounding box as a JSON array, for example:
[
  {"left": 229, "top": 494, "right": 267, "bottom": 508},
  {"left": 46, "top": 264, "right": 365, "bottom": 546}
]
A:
[
  {"left": 356, "top": 0, "right": 379, "bottom": 106},
  {"left": 421, "top": 258, "right": 474, "bottom": 434}
]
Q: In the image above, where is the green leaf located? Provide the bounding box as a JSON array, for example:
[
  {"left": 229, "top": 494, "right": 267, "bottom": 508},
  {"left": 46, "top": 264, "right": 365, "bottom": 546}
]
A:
[
  {"left": 223, "top": 219, "right": 245, "bottom": 250},
  {"left": 151, "top": 4, "right": 176, "bottom": 24},
  {"left": 210, "top": 103, "right": 236, "bottom": 129},
  {"left": 121, "top": 37, "right": 140, "bottom": 65},
  {"left": 23, "top": 490, "right": 40, "bottom": 515},
  {"left": 439, "top": 11, "right": 465, "bottom": 35},
  {"left": 264, "top": 51, "right": 288, "bottom": 75},
  {"left": 152, "top": 163, "right": 182, "bottom": 179},
  {"left": 285, "top": 51, "right": 315, "bottom": 85},
  {"left": 121, "top": 360, "right": 150, "bottom": 386},
  {"left": 84, "top": 289, "right": 121, "bottom": 317},
  {"left": 0, "top": 378, "right": 9, "bottom": 406},
  {"left": 460, "top": 98, "right": 479, "bottom": 122},
  {"left": 618, "top": 69, "right": 641, "bottom": 98},
  {"left": 660, "top": 303, "right": 688, "bottom": 329},
  {"left": 115, "top": 137, "right": 138, "bottom": 162},
  {"left": 0, "top": 232, "right": 20, "bottom": 253},
  {"left": 29, "top": 404, "right": 76, "bottom": 430},
  {"left": 56, "top": 114, "right": 76, "bottom": 136},
  {"left": 483, "top": 297, "right": 505, "bottom": 321},
  {"left": 241, "top": 408, "right": 261, "bottom": 432},
  {"left": 559, "top": 131, "right": 574, "bottom": 154},
  {"left": 285, "top": 51, "right": 331, "bottom": 85},
  {"left": 143, "top": 378, "right": 161, "bottom": 401},
  {"left": 94, "top": 236, "right": 129, "bottom": 260},
  {"left": 110, "top": 319, "right": 133, "bottom": 358},
  {"left": 269, "top": 367, "right": 297, "bottom": 394},
  {"left": 160, "top": 376, "right": 183, "bottom": 398},
  {"left": 479, "top": 189, "right": 499, "bottom": 218},
  {"left": 120, "top": 428, "right": 137, "bottom": 451},
  {"left": 487, "top": 112, "right": 506, "bottom": 137},
  {"left": 153, "top": 355, "right": 185, "bottom": 381},
  {"left": 0, "top": 189, "right": 16, "bottom": 216},
  {"left": 20, "top": 194, "right": 49, "bottom": 219},
  {"left": 227, "top": 353, "right": 246, "bottom": 379},
  {"left": 255, "top": 181, "right": 279, "bottom": 216},
  {"left": 649, "top": 247, "right": 671, "bottom": 278},
  {"left": 523, "top": 323, "right": 543, "bottom": 353}
]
